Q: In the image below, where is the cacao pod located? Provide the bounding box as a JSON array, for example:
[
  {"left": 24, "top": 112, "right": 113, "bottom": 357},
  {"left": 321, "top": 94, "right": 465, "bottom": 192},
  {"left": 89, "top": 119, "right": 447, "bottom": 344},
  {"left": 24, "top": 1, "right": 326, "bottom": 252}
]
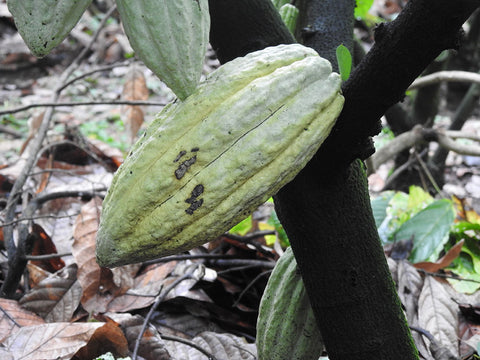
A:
[
  {"left": 257, "top": 247, "right": 323, "bottom": 360},
  {"left": 96, "top": 44, "right": 344, "bottom": 267},
  {"left": 7, "top": 0, "right": 92, "bottom": 57},
  {"left": 116, "top": 0, "right": 210, "bottom": 100}
]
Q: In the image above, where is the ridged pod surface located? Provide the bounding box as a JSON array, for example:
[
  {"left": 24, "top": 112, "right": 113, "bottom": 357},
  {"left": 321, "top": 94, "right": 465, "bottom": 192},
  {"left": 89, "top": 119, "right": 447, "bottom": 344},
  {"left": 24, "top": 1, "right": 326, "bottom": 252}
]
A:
[
  {"left": 96, "top": 44, "right": 344, "bottom": 267},
  {"left": 116, "top": 0, "right": 210, "bottom": 100},
  {"left": 256, "top": 247, "right": 323, "bottom": 360},
  {"left": 7, "top": 0, "right": 92, "bottom": 57}
]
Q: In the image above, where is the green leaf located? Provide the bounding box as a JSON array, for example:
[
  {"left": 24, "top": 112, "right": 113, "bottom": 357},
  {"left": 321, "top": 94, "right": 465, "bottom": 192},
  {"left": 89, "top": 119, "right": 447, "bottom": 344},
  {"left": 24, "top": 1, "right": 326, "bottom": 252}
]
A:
[
  {"left": 394, "top": 199, "right": 455, "bottom": 263},
  {"left": 371, "top": 191, "right": 395, "bottom": 229},
  {"left": 267, "top": 210, "right": 289, "bottom": 247},
  {"left": 354, "top": 0, "right": 374, "bottom": 19},
  {"left": 407, "top": 185, "right": 433, "bottom": 211},
  {"left": 229, "top": 215, "right": 253, "bottom": 236},
  {"left": 447, "top": 247, "right": 480, "bottom": 294},
  {"left": 335, "top": 44, "right": 352, "bottom": 81}
]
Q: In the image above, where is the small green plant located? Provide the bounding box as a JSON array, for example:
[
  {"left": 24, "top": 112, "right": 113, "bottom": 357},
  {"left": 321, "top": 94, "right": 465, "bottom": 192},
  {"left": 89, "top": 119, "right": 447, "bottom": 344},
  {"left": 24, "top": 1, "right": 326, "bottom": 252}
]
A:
[{"left": 79, "top": 117, "right": 128, "bottom": 152}]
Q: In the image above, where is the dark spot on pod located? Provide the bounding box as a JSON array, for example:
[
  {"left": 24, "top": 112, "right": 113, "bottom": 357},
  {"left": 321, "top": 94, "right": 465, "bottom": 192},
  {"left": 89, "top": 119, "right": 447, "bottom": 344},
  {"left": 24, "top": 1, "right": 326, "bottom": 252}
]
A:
[
  {"left": 191, "top": 147, "right": 199, "bottom": 152},
  {"left": 185, "top": 199, "right": 203, "bottom": 215},
  {"left": 173, "top": 150, "right": 187, "bottom": 163},
  {"left": 185, "top": 184, "right": 204, "bottom": 214},
  {"left": 175, "top": 155, "right": 197, "bottom": 179}
]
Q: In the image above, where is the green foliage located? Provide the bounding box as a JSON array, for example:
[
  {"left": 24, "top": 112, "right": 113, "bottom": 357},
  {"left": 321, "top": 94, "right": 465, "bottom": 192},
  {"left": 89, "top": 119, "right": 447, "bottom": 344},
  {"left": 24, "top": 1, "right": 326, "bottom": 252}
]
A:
[
  {"left": 266, "top": 210, "right": 289, "bottom": 247},
  {"left": 372, "top": 186, "right": 455, "bottom": 262},
  {"left": 394, "top": 199, "right": 455, "bottom": 263},
  {"left": 372, "top": 187, "right": 480, "bottom": 293},
  {"left": 1, "top": 113, "right": 28, "bottom": 133},
  {"left": 354, "top": 0, "right": 374, "bottom": 19},
  {"left": 335, "top": 44, "right": 352, "bottom": 81},
  {"left": 80, "top": 117, "right": 128, "bottom": 152},
  {"left": 229, "top": 215, "right": 253, "bottom": 236}
]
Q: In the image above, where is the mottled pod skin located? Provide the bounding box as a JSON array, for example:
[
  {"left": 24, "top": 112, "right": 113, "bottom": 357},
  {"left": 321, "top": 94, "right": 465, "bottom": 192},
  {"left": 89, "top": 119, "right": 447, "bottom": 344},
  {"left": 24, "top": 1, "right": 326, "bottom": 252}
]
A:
[
  {"left": 116, "top": 0, "right": 210, "bottom": 100},
  {"left": 256, "top": 247, "right": 323, "bottom": 360},
  {"left": 7, "top": 0, "right": 93, "bottom": 57},
  {"left": 96, "top": 44, "right": 344, "bottom": 267}
]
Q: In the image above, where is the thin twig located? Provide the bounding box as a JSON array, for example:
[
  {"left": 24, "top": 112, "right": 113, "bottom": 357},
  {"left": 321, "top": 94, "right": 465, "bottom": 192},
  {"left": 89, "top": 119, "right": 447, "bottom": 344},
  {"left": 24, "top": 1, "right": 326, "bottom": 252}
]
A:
[
  {"left": 223, "top": 230, "right": 276, "bottom": 257},
  {"left": 413, "top": 150, "right": 444, "bottom": 196},
  {"left": 24, "top": 253, "right": 72, "bottom": 260},
  {"left": 56, "top": 60, "right": 134, "bottom": 93},
  {"left": 0, "top": 100, "right": 167, "bottom": 116},
  {"left": 232, "top": 270, "right": 272, "bottom": 308},
  {"left": 0, "top": 212, "right": 81, "bottom": 228},
  {"left": 142, "top": 253, "right": 238, "bottom": 266}
]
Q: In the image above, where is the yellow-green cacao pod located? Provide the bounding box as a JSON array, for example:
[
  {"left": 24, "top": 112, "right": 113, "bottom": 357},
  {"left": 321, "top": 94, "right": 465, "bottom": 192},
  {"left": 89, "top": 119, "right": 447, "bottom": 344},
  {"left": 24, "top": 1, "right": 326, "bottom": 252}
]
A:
[
  {"left": 7, "top": 0, "right": 92, "bottom": 57},
  {"left": 96, "top": 44, "right": 344, "bottom": 267},
  {"left": 116, "top": 0, "right": 210, "bottom": 100},
  {"left": 257, "top": 247, "right": 323, "bottom": 360}
]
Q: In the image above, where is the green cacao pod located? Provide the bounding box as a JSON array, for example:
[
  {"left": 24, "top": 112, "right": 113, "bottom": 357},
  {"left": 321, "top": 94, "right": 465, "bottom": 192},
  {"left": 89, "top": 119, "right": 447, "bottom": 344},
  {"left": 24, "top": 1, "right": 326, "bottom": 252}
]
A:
[
  {"left": 96, "top": 44, "right": 344, "bottom": 267},
  {"left": 116, "top": 0, "right": 210, "bottom": 100},
  {"left": 257, "top": 247, "right": 323, "bottom": 360},
  {"left": 278, "top": 4, "right": 299, "bottom": 34},
  {"left": 7, "top": 0, "right": 92, "bottom": 57}
]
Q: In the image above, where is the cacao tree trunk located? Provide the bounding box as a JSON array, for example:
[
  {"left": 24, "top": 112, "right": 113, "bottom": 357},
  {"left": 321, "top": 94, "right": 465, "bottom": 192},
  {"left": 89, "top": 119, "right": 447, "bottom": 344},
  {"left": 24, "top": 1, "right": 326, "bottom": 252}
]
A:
[{"left": 209, "top": 0, "right": 480, "bottom": 359}]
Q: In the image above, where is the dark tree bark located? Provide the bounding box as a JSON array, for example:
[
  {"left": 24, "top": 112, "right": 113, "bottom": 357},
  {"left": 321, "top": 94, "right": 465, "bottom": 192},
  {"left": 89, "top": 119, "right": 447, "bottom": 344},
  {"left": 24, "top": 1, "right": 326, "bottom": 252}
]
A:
[{"left": 208, "top": 0, "right": 480, "bottom": 359}]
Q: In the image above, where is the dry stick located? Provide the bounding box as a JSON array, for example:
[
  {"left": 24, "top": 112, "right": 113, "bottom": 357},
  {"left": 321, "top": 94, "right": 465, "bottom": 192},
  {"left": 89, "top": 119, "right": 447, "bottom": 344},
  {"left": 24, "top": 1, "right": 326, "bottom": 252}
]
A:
[
  {"left": 371, "top": 126, "right": 480, "bottom": 172},
  {"left": 132, "top": 266, "right": 217, "bottom": 360},
  {"left": 223, "top": 230, "right": 276, "bottom": 257},
  {"left": 382, "top": 149, "right": 428, "bottom": 190},
  {"left": 0, "top": 100, "right": 167, "bottom": 116},
  {"left": 56, "top": 60, "right": 134, "bottom": 93},
  {"left": 413, "top": 150, "right": 444, "bottom": 195},
  {"left": 232, "top": 269, "right": 272, "bottom": 308},
  {"left": 25, "top": 253, "right": 72, "bottom": 260},
  {"left": 0, "top": 6, "right": 116, "bottom": 298},
  {"left": 446, "top": 130, "right": 480, "bottom": 142},
  {"left": 408, "top": 70, "right": 480, "bottom": 90}
]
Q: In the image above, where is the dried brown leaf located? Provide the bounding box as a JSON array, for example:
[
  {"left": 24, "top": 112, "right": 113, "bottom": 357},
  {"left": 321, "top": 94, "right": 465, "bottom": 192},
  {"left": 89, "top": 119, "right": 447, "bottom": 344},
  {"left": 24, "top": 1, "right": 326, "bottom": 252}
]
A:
[
  {"left": 165, "top": 331, "right": 256, "bottom": 360},
  {"left": 113, "top": 313, "right": 171, "bottom": 360},
  {"left": 26, "top": 263, "right": 51, "bottom": 288},
  {"left": 108, "top": 262, "right": 177, "bottom": 312},
  {"left": 3, "top": 322, "right": 103, "bottom": 360},
  {"left": 415, "top": 240, "right": 465, "bottom": 273},
  {"left": 29, "top": 223, "right": 65, "bottom": 273},
  {"left": 73, "top": 319, "right": 129, "bottom": 360},
  {"left": 122, "top": 67, "right": 149, "bottom": 143},
  {"left": 19, "top": 264, "right": 82, "bottom": 323},
  {"left": 396, "top": 261, "right": 431, "bottom": 358},
  {"left": 72, "top": 198, "right": 135, "bottom": 313},
  {"left": 418, "top": 276, "right": 459, "bottom": 357},
  {"left": 0, "top": 299, "right": 44, "bottom": 343}
]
